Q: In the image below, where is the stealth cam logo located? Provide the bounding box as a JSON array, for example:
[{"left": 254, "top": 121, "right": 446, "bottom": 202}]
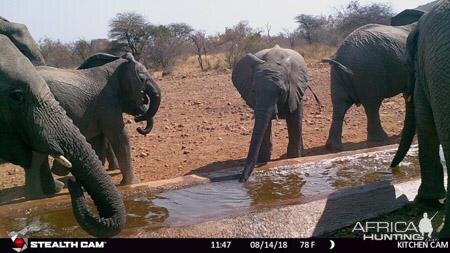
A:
[{"left": 9, "top": 232, "right": 28, "bottom": 252}]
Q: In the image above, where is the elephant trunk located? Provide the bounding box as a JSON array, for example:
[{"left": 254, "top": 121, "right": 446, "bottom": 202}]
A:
[
  {"left": 391, "top": 98, "right": 416, "bottom": 167},
  {"left": 62, "top": 127, "right": 126, "bottom": 237},
  {"left": 240, "top": 106, "right": 275, "bottom": 182},
  {"left": 134, "top": 77, "right": 161, "bottom": 135},
  {"left": 32, "top": 100, "right": 126, "bottom": 237}
]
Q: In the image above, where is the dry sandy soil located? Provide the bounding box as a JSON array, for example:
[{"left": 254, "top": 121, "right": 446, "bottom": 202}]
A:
[{"left": 0, "top": 60, "right": 406, "bottom": 201}]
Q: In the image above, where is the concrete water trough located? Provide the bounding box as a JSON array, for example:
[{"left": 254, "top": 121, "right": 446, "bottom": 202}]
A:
[{"left": 0, "top": 144, "right": 441, "bottom": 238}]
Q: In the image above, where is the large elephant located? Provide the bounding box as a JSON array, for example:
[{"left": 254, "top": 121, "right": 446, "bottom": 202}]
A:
[
  {"left": 0, "top": 35, "right": 126, "bottom": 237},
  {"left": 232, "top": 45, "right": 309, "bottom": 182},
  {"left": 37, "top": 53, "right": 161, "bottom": 185},
  {"left": 391, "top": 0, "right": 450, "bottom": 237},
  {"left": 0, "top": 16, "right": 45, "bottom": 66},
  {"left": 323, "top": 1, "right": 438, "bottom": 151},
  {"left": 390, "top": 0, "right": 440, "bottom": 26}
]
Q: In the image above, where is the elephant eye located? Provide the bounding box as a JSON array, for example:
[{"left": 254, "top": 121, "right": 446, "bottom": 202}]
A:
[{"left": 10, "top": 90, "right": 24, "bottom": 103}]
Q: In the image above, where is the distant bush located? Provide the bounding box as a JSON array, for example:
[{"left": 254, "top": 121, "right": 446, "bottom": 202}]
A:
[
  {"left": 39, "top": 0, "right": 397, "bottom": 71},
  {"left": 292, "top": 0, "right": 394, "bottom": 46},
  {"left": 218, "top": 21, "right": 268, "bottom": 68},
  {"left": 39, "top": 38, "right": 111, "bottom": 68},
  {"left": 145, "top": 23, "right": 193, "bottom": 75}
]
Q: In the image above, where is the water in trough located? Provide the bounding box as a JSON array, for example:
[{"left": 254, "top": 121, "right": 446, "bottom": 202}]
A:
[{"left": 1, "top": 145, "right": 441, "bottom": 237}]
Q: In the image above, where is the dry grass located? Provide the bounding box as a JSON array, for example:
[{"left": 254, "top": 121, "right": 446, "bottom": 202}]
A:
[
  {"left": 175, "top": 44, "right": 337, "bottom": 71},
  {"left": 296, "top": 43, "right": 337, "bottom": 61},
  {"left": 176, "top": 53, "right": 228, "bottom": 71}
]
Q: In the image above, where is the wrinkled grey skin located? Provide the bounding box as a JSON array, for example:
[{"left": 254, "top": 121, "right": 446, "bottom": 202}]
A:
[
  {"left": 232, "top": 45, "right": 309, "bottom": 182},
  {"left": 323, "top": 24, "right": 412, "bottom": 150},
  {"left": 0, "top": 35, "right": 126, "bottom": 237},
  {"left": 391, "top": 0, "right": 440, "bottom": 26},
  {"left": 37, "top": 53, "right": 161, "bottom": 185},
  {"left": 391, "top": 0, "right": 450, "bottom": 238},
  {"left": 323, "top": 1, "right": 439, "bottom": 151},
  {"left": 0, "top": 16, "right": 45, "bottom": 66}
]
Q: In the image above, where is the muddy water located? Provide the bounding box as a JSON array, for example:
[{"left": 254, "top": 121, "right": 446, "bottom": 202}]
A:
[{"left": 0, "top": 146, "right": 425, "bottom": 237}]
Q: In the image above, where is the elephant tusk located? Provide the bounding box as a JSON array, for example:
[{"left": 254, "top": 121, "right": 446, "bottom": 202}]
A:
[{"left": 53, "top": 155, "right": 72, "bottom": 169}]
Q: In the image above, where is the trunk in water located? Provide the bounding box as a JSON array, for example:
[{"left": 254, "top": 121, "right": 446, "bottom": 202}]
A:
[
  {"left": 391, "top": 98, "right": 416, "bottom": 167},
  {"left": 52, "top": 113, "right": 126, "bottom": 237},
  {"left": 240, "top": 107, "right": 274, "bottom": 182},
  {"left": 135, "top": 77, "right": 161, "bottom": 135}
]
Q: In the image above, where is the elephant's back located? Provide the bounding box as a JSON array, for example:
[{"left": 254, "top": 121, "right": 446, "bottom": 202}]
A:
[
  {"left": 334, "top": 24, "right": 409, "bottom": 98},
  {"left": 256, "top": 46, "right": 308, "bottom": 82},
  {"left": 256, "top": 46, "right": 306, "bottom": 67},
  {"left": 336, "top": 24, "right": 409, "bottom": 66},
  {"left": 37, "top": 66, "right": 92, "bottom": 88},
  {"left": 416, "top": 1, "right": 450, "bottom": 97},
  {"left": 36, "top": 66, "right": 98, "bottom": 128}
]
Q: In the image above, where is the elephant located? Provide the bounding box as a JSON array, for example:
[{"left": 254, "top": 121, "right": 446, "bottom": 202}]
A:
[
  {"left": 0, "top": 16, "right": 45, "bottom": 66},
  {"left": 232, "top": 45, "right": 309, "bottom": 182},
  {"left": 0, "top": 34, "right": 126, "bottom": 237},
  {"left": 390, "top": 0, "right": 440, "bottom": 26},
  {"left": 36, "top": 53, "right": 161, "bottom": 185},
  {"left": 391, "top": 0, "right": 450, "bottom": 237},
  {"left": 322, "top": 1, "right": 438, "bottom": 151}
]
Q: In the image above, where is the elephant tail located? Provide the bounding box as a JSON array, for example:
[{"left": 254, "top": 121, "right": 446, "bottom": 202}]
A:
[
  {"left": 322, "top": 58, "right": 353, "bottom": 76},
  {"left": 390, "top": 97, "right": 416, "bottom": 167},
  {"left": 321, "top": 58, "right": 359, "bottom": 105},
  {"left": 307, "top": 86, "right": 323, "bottom": 112}
]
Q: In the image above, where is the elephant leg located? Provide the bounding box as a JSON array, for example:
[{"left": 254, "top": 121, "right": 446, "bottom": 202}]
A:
[
  {"left": 105, "top": 127, "right": 139, "bottom": 185},
  {"left": 40, "top": 159, "right": 64, "bottom": 195},
  {"left": 415, "top": 86, "right": 446, "bottom": 201},
  {"left": 326, "top": 99, "right": 352, "bottom": 151},
  {"left": 89, "top": 135, "right": 107, "bottom": 166},
  {"left": 439, "top": 142, "right": 450, "bottom": 236},
  {"left": 25, "top": 151, "right": 62, "bottom": 199},
  {"left": 363, "top": 100, "right": 389, "bottom": 142},
  {"left": 25, "top": 152, "right": 47, "bottom": 199},
  {"left": 286, "top": 105, "right": 304, "bottom": 158},
  {"left": 257, "top": 120, "right": 272, "bottom": 163},
  {"left": 105, "top": 141, "right": 119, "bottom": 171}
]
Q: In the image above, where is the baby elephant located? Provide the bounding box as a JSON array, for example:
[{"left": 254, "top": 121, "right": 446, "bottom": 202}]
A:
[{"left": 232, "top": 45, "right": 309, "bottom": 182}]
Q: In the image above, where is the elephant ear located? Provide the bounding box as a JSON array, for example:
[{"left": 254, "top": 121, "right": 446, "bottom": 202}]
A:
[
  {"left": 231, "top": 53, "right": 265, "bottom": 108},
  {"left": 391, "top": 0, "right": 439, "bottom": 26},
  {"left": 77, "top": 53, "right": 120, "bottom": 69},
  {"left": 286, "top": 57, "right": 309, "bottom": 113}
]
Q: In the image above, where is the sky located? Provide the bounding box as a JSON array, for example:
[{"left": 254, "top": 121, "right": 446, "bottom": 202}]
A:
[{"left": 0, "top": 0, "right": 432, "bottom": 42}]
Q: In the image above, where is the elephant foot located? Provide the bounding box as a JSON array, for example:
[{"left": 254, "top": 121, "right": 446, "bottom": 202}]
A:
[
  {"left": 325, "top": 140, "right": 343, "bottom": 152},
  {"left": 367, "top": 132, "right": 389, "bottom": 142},
  {"left": 39, "top": 179, "right": 65, "bottom": 197},
  {"left": 414, "top": 196, "right": 446, "bottom": 209},
  {"left": 287, "top": 149, "right": 302, "bottom": 159},
  {"left": 439, "top": 226, "right": 450, "bottom": 238},
  {"left": 257, "top": 154, "right": 271, "bottom": 164},
  {"left": 120, "top": 176, "right": 141, "bottom": 185},
  {"left": 25, "top": 191, "right": 48, "bottom": 200}
]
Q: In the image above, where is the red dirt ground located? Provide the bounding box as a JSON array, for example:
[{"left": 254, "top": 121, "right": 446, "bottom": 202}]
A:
[{"left": 0, "top": 60, "right": 406, "bottom": 201}]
